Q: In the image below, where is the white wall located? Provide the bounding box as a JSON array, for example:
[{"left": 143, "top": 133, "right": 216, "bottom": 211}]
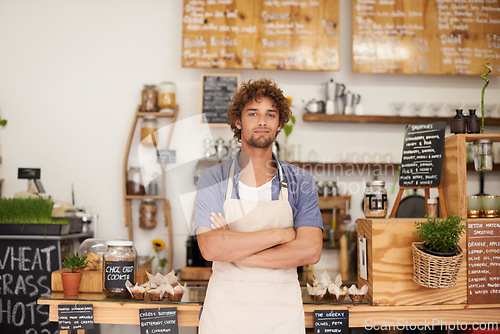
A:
[{"left": 1, "top": 1, "right": 499, "bottom": 332}]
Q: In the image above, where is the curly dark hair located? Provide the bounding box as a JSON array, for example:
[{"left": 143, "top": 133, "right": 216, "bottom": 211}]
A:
[{"left": 227, "top": 78, "right": 291, "bottom": 141}]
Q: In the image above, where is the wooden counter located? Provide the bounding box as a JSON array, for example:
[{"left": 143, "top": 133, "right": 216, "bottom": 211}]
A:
[{"left": 38, "top": 292, "right": 500, "bottom": 329}]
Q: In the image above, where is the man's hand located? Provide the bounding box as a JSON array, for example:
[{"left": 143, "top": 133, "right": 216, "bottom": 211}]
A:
[{"left": 210, "top": 212, "right": 229, "bottom": 230}]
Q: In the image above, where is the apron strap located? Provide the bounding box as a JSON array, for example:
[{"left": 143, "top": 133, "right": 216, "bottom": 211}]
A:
[{"left": 226, "top": 158, "right": 289, "bottom": 201}]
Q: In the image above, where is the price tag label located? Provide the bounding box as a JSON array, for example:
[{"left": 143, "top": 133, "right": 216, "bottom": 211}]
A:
[
  {"left": 139, "top": 307, "right": 178, "bottom": 334},
  {"left": 58, "top": 304, "right": 94, "bottom": 331},
  {"left": 359, "top": 234, "right": 368, "bottom": 280},
  {"left": 314, "top": 310, "right": 348, "bottom": 334},
  {"left": 157, "top": 149, "right": 176, "bottom": 164}
]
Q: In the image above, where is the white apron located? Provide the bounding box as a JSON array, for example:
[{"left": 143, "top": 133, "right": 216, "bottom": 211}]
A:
[{"left": 199, "top": 160, "right": 305, "bottom": 334}]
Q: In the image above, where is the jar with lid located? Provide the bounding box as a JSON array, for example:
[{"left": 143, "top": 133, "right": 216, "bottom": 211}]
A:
[
  {"left": 364, "top": 181, "right": 388, "bottom": 218},
  {"left": 127, "top": 166, "right": 145, "bottom": 195},
  {"left": 141, "top": 116, "right": 158, "bottom": 146},
  {"left": 157, "top": 81, "right": 176, "bottom": 110},
  {"left": 140, "top": 85, "right": 158, "bottom": 113},
  {"left": 78, "top": 239, "right": 107, "bottom": 271},
  {"left": 139, "top": 199, "right": 157, "bottom": 229},
  {"left": 103, "top": 240, "right": 137, "bottom": 298}
]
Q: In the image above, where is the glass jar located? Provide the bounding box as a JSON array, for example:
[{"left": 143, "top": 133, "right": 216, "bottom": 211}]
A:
[
  {"left": 427, "top": 198, "right": 438, "bottom": 218},
  {"left": 157, "top": 81, "right": 176, "bottom": 110},
  {"left": 103, "top": 240, "right": 137, "bottom": 298},
  {"left": 140, "top": 116, "right": 158, "bottom": 146},
  {"left": 140, "top": 85, "right": 158, "bottom": 113},
  {"left": 364, "top": 181, "right": 388, "bottom": 218},
  {"left": 139, "top": 199, "right": 157, "bottom": 229},
  {"left": 78, "top": 238, "right": 107, "bottom": 271},
  {"left": 127, "top": 166, "right": 145, "bottom": 195},
  {"left": 473, "top": 139, "right": 493, "bottom": 172}
]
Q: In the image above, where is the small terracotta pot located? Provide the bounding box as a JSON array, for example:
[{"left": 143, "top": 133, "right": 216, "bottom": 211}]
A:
[{"left": 61, "top": 272, "right": 83, "bottom": 297}]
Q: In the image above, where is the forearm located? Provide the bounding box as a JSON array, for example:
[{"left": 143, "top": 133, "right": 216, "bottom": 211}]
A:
[
  {"left": 236, "top": 226, "right": 323, "bottom": 269},
  {"left": 196, "top": 227, "right": 291, "bottom": 262}
]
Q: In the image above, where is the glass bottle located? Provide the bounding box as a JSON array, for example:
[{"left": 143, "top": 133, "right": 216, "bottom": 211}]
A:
[
  {"left": 139, "top": 199, "right": 158, "bottom": 229},
  {"left": 467, "top": 109, "right": 480, "bottom": 134},
  {"left": 127, "top": 166, "right": 145, "bottom": 195},
  {"left": 140, "top": 85, "right": 159, "bottom": 113},
  {"left": 103, "top": 240, "right": 137, "bottom": 298},
  {"left": 364, "top": 181, "right": 388, "bottom": 218},
  {"left": 140, "top": 116, "right": 158, "bottom": 146},
  {"left": 450, "top": 109, "right": 466, "bottom": 134},
  {"left": 157, "top": 81, "right": 176, "bottom": 110},
  {"left": 427, "top": 198, "right": 438, "bottom": 218}
]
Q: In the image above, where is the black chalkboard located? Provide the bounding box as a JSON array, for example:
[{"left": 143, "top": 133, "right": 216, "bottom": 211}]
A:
[
  {"left": 58, "top": 304, "right": 94, "bottom": 331},
  {"left": 399, "top": 122, "right": 446, "bottom": 188},
  {"left": 201, "top": 74, "right": 240, "bottom": 124},
  {"left": 139, "top": 307, "right": 178, "bottom": 334},
  {"left": 0, "top": 239, "right": 60, "bottom": 334},
  {"left": 314, "top": 310, "right": 349, "bottom": 334},
  {"left": 104, "top": 260, "right": 135, "bottom": 289}
]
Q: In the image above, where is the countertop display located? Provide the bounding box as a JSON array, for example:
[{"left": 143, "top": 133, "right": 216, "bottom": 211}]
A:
[{"left": 38, "top": 290, "right": 500, "bottom": 328}]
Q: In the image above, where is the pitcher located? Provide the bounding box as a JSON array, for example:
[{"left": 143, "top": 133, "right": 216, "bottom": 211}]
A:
[{"left": 343, "top": 91, "right": 361, "bottom": 115}]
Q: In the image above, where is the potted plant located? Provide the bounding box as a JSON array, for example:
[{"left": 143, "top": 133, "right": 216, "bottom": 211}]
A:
[
  {"left": 411, "top": 214, "right": 467, "bottom": 288},
  {"left": 61, "top": 253, "right": 88, "bottom": 297}
]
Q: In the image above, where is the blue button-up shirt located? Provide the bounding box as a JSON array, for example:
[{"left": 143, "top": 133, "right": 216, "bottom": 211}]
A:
[{"left": 194, "top": 152, "right": 323, "bottom": 235}]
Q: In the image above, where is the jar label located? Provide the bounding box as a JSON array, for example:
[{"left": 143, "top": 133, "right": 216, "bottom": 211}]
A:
[
  {"left": 104, "top": 260, "right": 135, "bottom": 288},
  {"left": 365, "top": 194, "right": 387, "bottom": 210}
]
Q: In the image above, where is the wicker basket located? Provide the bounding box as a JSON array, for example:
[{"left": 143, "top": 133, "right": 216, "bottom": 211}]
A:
[{"left": 411, "top": 242, "right": 464, "bottom": 289}]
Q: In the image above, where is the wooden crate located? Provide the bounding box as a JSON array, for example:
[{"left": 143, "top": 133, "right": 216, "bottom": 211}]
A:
[
  {"left": 357, "top": 218, "right": 467, "bottom": 306},
  {"left": 51, "top": 269, "right": 148, "bottom": 293}
]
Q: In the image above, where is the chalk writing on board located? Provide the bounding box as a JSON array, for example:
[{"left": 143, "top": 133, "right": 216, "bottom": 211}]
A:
[
  {"left": 352, "top": 0, "right": 500, "bottom": 74},
  {"left": 0, "top": 240, "right": 59, "bottom": 334},
  {"left": 399, "top": 122, "right": 446, "bottom": 188},
  {"left": 467, "top": 221, "right": 500, "bottom": 305},
  {"left": 182, "top": 0, "right": 340, "bottom": 71},
  {"left": 201, "top": 74, "right": 239, "bottom": 124}
]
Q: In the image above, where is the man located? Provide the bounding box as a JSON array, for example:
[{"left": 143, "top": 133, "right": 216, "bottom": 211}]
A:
[{"left": 194, "top": 78, "right": 323, "bottom": 334}]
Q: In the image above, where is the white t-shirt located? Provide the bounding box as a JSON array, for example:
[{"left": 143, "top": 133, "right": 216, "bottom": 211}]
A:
[{"left": 239, "top": 178, "right": 273, "bottom": 201}]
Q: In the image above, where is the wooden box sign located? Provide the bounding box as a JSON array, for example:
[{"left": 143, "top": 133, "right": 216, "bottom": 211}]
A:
[
  {"left": 182, "top": 0, "right": 340, "bottom": 71},
  {"left": 352, "top": 0, "right": 500, "bottom": 75},
  {"left": 399, "top": 122, "right": 446, "bottom": 188},
  {"left": 201, "top": 73, "right": 240, "bottom": 124},
  {"left": 467, "top": 219, "right": 500, "bottom": 305},
  {"left": 357, "top": 218, "right": 467, "bottom": 306}
]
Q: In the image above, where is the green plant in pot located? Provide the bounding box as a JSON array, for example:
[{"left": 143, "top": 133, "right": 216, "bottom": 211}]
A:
[
  {"left": 61, "top": 253, "right": 88, "bottom": 297},
  {"left": 411, "top": 214, "right": 467, "bottom": 288},
  {"left": 413, "top": 214, "right": 467, "bottom": 256}
]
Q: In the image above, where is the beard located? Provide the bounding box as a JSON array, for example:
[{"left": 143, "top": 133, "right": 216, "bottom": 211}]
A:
[{"left": 246, "top": 131, "right": 276, "bottom": 148}]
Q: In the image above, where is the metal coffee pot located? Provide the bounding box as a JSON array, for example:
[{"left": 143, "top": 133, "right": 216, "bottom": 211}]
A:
[
  {"left": 304, "top": 99, "right": 326, "bottom": 113},
  {"left": 333, "top": 83, "right": 346, "bottom": 115},
  {"left": 343, "top": 91, "right": 361, "bottom": 115}
]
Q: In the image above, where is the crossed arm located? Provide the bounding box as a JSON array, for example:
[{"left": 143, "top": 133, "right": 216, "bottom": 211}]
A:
[{"left": 196, "top": 212, "right": 323, "bottom": 269}]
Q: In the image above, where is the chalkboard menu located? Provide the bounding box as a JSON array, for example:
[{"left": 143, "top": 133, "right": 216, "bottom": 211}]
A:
[
  {"left": 314, "top": 310, "right": 349, "bottom": 334},
  {"left": 182, "top": 0, "right": 340, "bottom": 71},
  {"left": 467, "top": 220, "right": 500, "bottom": 304},
  {"left": 352, "top": 0, "right": 500, "bottom": 75},
  {"left": 399, "top": 122, "right": 446, "bottom": 188},
  {"left": 0, "top": 239, "right": 60, "bottom": 334},
  {"left": 201, "top": 74, "right": 240, "bottom": 124},
  {"left": 58, "top": 304, "right": 94, "bottom": 331},
  {"left": 139, "top": 307, "right": 178, "bottom": 334}
]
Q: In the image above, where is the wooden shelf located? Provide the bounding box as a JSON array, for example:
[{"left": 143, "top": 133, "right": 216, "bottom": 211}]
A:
[
  {"left": 303, "top": 113, "right": 500, "bottom": 125},
  {"left": 137, "top": 111, "right": 175, "bottom": 117},
  {"left": 125, "top": 195, "right": 164, "bottom": 200}
]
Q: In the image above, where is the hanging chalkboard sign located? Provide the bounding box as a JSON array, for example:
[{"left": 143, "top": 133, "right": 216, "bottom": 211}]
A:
[
  {"left": 58, "top": 304, "right": 94, "bottom": 331},
  {"left": 399, "top": 122, "right": 446, "bottom": 188},
  {"left": 0, "top": 239, "right": 60, "bottom": 334},
  {"left": 314, "top": 310, "right": 349, "bottom": 334},
  {"left": 201, "top": 73, "right": 240, "bottom": 124},
  {"left": 139, "top": 307, "right": 178, "bottom": 334}
]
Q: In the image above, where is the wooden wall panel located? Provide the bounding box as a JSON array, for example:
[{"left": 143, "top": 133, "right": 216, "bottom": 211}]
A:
[
  {"left": 182, "top": 0, "right": 340, "bottom": 71},
  {"left": 352, "top": 0, "right": 500, "bottom": 75}
]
